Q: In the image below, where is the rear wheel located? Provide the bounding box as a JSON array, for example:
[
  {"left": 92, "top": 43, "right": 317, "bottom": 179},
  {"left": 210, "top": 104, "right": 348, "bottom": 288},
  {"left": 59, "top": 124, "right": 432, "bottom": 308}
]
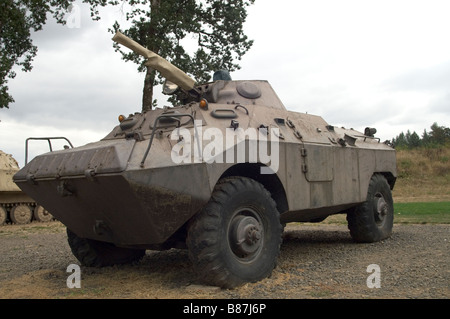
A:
[
  {"left": 347, "top": 174, "right": 394, "bottom": 243},
  {"left": 66, "top": 228, "right": 145, "bottom": 267},
  {"left": 187, "top": 177, "right": 283, "bottom": 288}
]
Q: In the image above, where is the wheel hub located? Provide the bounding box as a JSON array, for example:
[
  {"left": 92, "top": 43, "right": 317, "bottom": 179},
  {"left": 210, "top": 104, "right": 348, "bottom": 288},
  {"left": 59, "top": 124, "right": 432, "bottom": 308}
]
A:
[
  {"left": 229, "top": 214, "right": 264, "bottom": 259},
  {"left": 374, "top": 193, "right": 388, "bottom": 224}
]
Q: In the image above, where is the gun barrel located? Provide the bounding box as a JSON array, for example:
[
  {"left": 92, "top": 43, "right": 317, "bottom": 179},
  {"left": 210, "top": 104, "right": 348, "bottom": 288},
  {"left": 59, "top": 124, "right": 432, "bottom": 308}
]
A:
[{"left": 112, "top": 32, "right": 196, "bottom": 91}]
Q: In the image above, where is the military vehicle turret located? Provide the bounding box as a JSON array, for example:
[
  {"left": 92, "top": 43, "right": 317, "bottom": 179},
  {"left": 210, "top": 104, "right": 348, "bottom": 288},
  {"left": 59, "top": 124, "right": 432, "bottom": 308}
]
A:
[{"left": 14, "top": 32, "right": 397, "bottom": 288}]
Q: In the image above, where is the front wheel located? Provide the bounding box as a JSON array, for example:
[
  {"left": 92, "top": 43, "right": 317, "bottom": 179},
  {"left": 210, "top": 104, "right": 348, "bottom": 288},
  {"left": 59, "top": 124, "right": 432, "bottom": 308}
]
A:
[
  {"left": 67, "top": 228, "right": 145, "bottom": 267},
  {"left": 187, "top": 177, "right": 283, "bottom": 288},
  {"left": 347, "top": 174, "right": 394, "bottom": 243}
]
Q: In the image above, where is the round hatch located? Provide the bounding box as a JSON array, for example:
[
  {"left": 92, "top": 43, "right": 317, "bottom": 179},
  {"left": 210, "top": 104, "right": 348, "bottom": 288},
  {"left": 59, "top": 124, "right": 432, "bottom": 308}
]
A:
[{"left": 236, "top": 82, "right": 261, "bottom": 99}]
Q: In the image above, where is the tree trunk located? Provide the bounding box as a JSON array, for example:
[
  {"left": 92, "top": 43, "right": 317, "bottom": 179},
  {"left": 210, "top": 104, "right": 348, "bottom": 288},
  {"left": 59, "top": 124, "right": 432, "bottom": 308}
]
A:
[
  {"left": 141, "top": 0, "right": 161, "bottom": 112},
  {"left": 142, "top": 66, "right": 155, "bottom": 112}
]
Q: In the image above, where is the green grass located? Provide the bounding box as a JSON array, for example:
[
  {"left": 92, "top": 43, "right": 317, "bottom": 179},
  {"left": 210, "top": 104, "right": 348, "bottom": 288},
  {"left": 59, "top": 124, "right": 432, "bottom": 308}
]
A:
[
  {"left": 321, "top": 201, "right": 450, "bottom": 225},
  {"left": 394, "top": 201, "right": 450, "bottom": 224}
]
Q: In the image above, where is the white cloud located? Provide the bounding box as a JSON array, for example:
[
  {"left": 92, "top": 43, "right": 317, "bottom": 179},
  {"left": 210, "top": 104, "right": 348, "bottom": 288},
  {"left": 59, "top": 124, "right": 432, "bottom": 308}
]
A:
[
  {"left": 1, "top": 0, "right": 450, "bottom": 163},
  {"left": 235, "top": 0, "right": 450, "bottom": 140}
]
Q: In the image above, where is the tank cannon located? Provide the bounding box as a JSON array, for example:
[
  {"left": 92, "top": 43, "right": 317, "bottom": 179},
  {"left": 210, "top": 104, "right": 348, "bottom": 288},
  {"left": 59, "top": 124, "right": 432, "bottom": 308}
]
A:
[{"left": 112, "top": 31, "right": 196, "bottom": 93}]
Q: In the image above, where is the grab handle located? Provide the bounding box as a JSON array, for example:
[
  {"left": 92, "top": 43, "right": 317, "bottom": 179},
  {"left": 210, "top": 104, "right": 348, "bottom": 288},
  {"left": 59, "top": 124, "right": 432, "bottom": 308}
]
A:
[{"left": 211, "top": 109, "right": 237, "bottom": 119}]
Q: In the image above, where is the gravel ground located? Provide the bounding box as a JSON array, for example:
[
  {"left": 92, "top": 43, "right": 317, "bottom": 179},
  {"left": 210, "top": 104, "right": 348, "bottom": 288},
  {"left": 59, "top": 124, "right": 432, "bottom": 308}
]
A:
[{"left": 0, "top": 221, "right": 448, "bottom": 299}]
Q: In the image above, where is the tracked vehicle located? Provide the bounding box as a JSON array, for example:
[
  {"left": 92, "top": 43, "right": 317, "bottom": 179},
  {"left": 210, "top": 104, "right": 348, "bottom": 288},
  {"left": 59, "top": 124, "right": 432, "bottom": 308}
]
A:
[
  {"left": 0, "top": 150, "right": 53, "bottom": 224},
  {"left": 1, "top": 138, "right": 73, "bottom": 225},
  {"left": 14, "top": 32, "right": 397, "bottom": 288}
]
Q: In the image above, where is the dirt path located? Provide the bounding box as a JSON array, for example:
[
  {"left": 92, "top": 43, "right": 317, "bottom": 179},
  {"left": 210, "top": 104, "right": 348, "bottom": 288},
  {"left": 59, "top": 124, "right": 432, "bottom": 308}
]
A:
[{"left": 0, "top": 221, "right": 448, "bottom": 299}]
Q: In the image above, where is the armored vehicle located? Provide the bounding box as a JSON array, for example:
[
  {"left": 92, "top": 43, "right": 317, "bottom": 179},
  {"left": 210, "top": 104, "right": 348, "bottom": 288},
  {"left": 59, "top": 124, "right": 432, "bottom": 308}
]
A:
[{"left": 14, "top": 32, "right": 397, "bottom": 288}]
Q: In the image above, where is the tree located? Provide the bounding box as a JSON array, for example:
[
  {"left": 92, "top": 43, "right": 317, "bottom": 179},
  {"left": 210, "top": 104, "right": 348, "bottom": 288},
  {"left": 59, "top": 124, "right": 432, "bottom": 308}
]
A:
[
  {"left": 85, "top": 0, "right": 256, "bottom": 111},
  {"left": 392, "top": 123, "right": 450, "bottom": 149},
  {"left": 0, "top": 0, "right": 76, "bottom": 108},
  {"left": 1, "top": 0, "right": 255, "bottom": 111},
  {"left": 421, "top": 129, "right": 430, "bottom": 146},
  {"left": 393, "top": 132, "right": 407, "bottom": 148},
  {"left": 408, "top": 131, "right": 421, "bottom": 148},
  {"left": 429, "top": 122, "right": 450, "bottom": 145}
]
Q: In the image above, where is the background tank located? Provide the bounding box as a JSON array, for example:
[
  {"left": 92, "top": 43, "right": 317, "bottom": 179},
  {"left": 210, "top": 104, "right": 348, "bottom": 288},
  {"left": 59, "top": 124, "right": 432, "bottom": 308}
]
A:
[
  {"left": 14, "top": 32, "right": 397, "bottom": 288},
  {"left": 1, "top": 137, "right": 73, "bottom": 225},
  {"left": 0, "top": 150, "right": 53, "bottom": 224}
]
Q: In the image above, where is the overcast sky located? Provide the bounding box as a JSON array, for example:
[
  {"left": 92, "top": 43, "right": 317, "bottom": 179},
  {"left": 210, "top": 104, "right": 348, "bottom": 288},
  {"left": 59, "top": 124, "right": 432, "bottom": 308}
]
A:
[{"left": 1, "top": 0, "right": 450, "bottom": 166}]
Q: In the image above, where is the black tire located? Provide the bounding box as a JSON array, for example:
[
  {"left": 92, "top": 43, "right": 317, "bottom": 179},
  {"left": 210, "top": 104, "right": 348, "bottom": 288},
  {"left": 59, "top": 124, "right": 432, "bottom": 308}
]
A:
[
  {"left": 347, "top": 174, "right": 394, "bottom": 243},
  {"left": 187, "top": 177, "right": 283, "bottom": 288},
  {"left": 66, "top": 228, "right": 145, "bottom": 267}
]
